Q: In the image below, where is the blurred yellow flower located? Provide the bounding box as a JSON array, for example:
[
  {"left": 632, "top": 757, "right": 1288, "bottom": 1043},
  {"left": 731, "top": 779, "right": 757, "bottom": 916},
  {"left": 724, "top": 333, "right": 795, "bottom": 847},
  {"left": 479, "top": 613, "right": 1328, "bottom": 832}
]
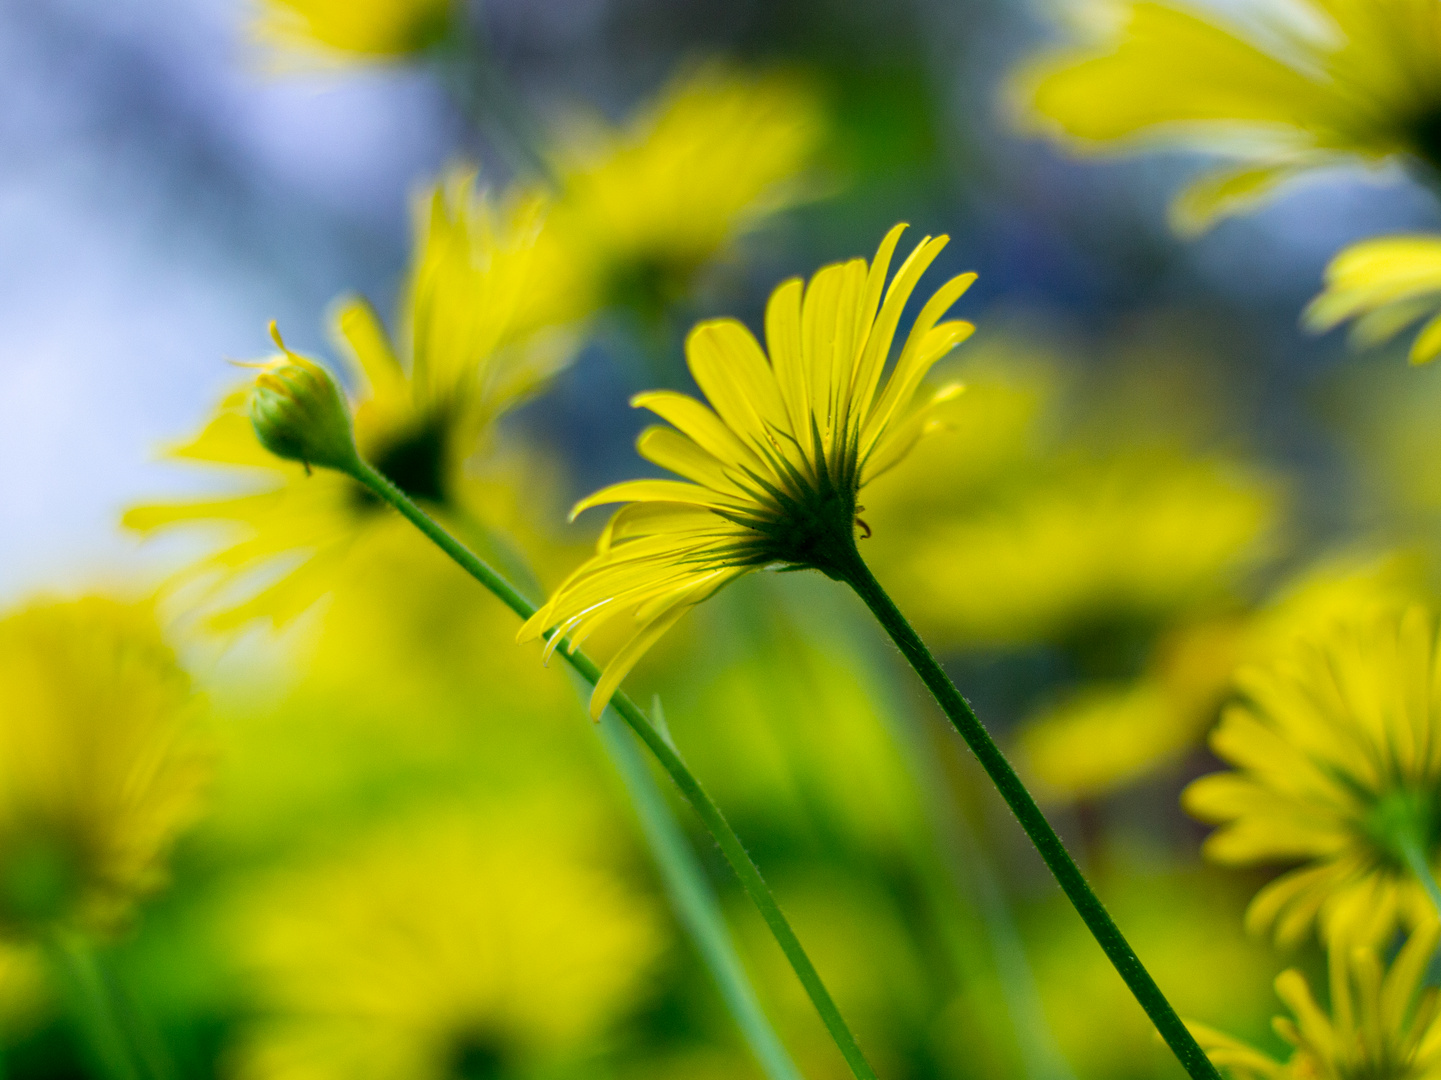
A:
[
  {"left": 874, "top": 446, "right": 1278, "bottom": 650},
  {"left": 231, "top": 811, "right": 661, "bottom": 1080},
  {"left": 1307, "top": 235, "right": 1441, "bottom": 364},
  {"left": 1021, "top": 549, "right": 1423, "bottom": 800},
  {"left": 0, "top": 597, "right": 207, "bottom": 940},
  {"left": 1192, "top": 924, "right": 1441, "bottom": 1080},
  {"left": 546, "top": 64, "right": 826, "bottom": 316},
  {"left": 1016, "top": 0, "right": 1441, "bottom": 232},
  {"left": 1185, "top": 604, "right": 1441, "bottom": 947},
  {"left": 254, "top": 0, "right": 455, "bottom": 61},
  {"left": 125, "top": 170, "right": 578, "bottom": 629},
  {"left": 519, "top": 223, "right": 976, "bottom": 717}
]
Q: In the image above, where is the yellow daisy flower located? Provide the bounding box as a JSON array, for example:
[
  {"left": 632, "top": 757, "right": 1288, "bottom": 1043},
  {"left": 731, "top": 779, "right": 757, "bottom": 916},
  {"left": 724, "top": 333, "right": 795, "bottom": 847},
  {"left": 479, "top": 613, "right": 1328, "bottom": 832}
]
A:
[
  {"left": 231, "top": 811, "right": 661, "bottom": 1080},
  {"left": 1184, "top": 604, "right": 1441, "bottom": 947},
  {"left": 1016, "top": 0, "right": 1441, "bottom": 232},
  {"left": 1192, "top": 924, "right": 1441, "bottom": 1080},
  {"left": 519, "top": 223, "right": 976, "bottom": 717},
  {"left": 253, "top": 0, "right": 456, "bottom": 62},
  {"left": 545, "top": 64, "right": 826, "bottom": 316},
  {"left": 0, "top": 597, "right": 207, "bottom": 940},
  {"left": 124, "top": 170, "right": 578, "bottom": 629},
  {"left": 1306, "top": 235, "right": 1441, "bottom": 364}
]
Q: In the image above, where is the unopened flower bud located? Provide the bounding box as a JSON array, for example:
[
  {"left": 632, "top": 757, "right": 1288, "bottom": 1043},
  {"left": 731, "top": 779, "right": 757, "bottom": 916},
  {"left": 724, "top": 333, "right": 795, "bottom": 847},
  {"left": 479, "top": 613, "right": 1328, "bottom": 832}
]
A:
[{"left": 249, "top": 322, "right": 361, "bottom": 475}]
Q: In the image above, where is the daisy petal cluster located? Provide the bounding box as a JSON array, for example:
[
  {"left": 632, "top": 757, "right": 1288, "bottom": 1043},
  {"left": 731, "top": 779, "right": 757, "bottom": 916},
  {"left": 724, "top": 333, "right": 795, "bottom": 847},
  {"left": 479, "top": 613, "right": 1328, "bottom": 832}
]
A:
[
  {"left": 1016, "top": 0, "right": 1441, "bottom": 232},
  {"left": 520, "top": 223, "right": 976, "bottom": 717},
  {"left": 1307, "top": 236, "right": 1441, "bottom": 364},
  {"left": 124, "top": 171, "right": 578, "bottom": 629},
  {"left": 1192, "top": 925, "right": 1441, "bottom": 1080},
  {"left": 1184, "top": 604, "right": 1441, "bottom": 947}
]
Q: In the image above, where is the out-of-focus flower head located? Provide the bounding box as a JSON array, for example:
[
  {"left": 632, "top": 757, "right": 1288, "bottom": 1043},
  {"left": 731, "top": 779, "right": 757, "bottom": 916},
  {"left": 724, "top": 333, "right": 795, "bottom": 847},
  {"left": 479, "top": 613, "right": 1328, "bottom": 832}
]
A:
[
  {"left": 1307, "top": 235, "right": 1441, "bottom": 364},
  {"left": 545, "top": 64, "right": 827, "bottom": 318},
  {"left": 230, "top": 811, "right": 661, "bottom": 1080},
  {"left": 1015, "top": 0, "right": 1441, "bottom": 233},
  {"left": 1185, "top": 604, "right": 1441, "bottom": 947},
  {"left": 125, "top": 169, "right": 579, "bottom": 630},
  {"left": 1192, "top": 924, "right": 1441, "bottom": 1080},
  {"left": 0, "top": 597, "right": 207, "bottom": 941},
  {"left": 872, "top": 443, "right": 1279, "bottom": 651},
  {"left": 253, "top": 0, "right": 456, "bottom": 63},
  {"left": 519, "top": 223, "right": 976, "bottom": 717},
  {"left": 1021, "top": 549, "right": 1425, "bottom": 800}
]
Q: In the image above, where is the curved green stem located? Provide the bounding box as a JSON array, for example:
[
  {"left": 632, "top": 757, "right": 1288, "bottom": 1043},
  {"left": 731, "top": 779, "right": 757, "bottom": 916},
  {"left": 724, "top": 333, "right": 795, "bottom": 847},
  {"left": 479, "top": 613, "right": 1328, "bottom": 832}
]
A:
[
  {"left": 835, "top": 547, "right": 1220, "bottom": 1080},
  {"left": 351, "top": 459, "right": 874, "bottom": 1080}
]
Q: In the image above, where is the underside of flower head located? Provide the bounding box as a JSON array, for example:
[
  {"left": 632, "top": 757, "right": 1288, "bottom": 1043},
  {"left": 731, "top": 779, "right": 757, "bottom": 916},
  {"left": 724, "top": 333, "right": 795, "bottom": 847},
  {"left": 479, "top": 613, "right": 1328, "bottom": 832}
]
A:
[
  {"left": 1016, "top": 0, "right": 1441, "bottom": 233},
  {"left": 1184, "top": 605, "right": 1441, "bottom": 947},
  {"left": 520, "top": 222, "right": 976, "bottom": 716}
]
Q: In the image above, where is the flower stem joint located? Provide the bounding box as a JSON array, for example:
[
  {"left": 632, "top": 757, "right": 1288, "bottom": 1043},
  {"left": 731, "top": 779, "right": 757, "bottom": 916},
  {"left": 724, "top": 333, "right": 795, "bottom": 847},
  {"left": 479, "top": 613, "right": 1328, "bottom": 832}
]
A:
[{"left": 248, "top": 321, "right": 362, "bottom": 476}]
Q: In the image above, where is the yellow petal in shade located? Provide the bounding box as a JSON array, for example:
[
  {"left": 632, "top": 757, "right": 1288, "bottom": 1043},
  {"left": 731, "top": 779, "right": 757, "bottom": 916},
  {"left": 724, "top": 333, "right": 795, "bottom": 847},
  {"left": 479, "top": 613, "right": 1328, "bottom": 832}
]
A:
[
  {"left": 1182, "top": 604, "right": 1441, "bottom": 948},
  {"left": 1306, "top": 236, "right": 1441, "bottom": 364},
  {"left": 521, "top": 223, "right": 977, "bottom": 717}
]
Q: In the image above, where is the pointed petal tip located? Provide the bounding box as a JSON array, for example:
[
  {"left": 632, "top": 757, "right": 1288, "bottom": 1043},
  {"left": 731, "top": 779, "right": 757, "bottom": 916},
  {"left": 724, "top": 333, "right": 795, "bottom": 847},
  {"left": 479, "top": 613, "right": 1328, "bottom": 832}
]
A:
[{"left": 588, "top": 687, "right": 609, "bottom": 720}]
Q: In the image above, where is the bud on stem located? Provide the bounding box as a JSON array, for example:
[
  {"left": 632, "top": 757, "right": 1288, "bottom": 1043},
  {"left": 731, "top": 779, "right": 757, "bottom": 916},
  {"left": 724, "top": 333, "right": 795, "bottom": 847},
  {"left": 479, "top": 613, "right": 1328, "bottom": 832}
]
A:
[{"left": 248, "top": 322, "right": 362, "bottom": 476}]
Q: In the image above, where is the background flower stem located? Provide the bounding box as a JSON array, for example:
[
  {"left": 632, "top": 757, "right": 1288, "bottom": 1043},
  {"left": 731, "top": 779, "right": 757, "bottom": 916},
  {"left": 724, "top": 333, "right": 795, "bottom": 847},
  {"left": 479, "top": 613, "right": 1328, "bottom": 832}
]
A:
[
  {"left": 590, "top": 686, "right": 805, "bottom": 1080},
  {"left": 1398, "top": 832, "right": 1441, "bottom": 919},
  {"left": 46, "top": 933, "right": 146, "bottom": 1080},
  {"left": 837, "top": 548, "right": 1221, "bottom": 1080},
  {"left": 351, "top": 459, "right": 877, "bottom": 1080}
]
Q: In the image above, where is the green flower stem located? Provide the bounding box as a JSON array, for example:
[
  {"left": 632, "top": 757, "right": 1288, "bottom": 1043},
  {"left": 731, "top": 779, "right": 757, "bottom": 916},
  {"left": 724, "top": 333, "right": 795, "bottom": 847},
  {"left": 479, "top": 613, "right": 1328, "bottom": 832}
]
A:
[
  {"left": 46, "top": 933, "right": 144, "bottom": 1080},
  {"left": 1397, "top": 830, "right": 1441, "bottom": 921},
  {"left": 836, "top": 550, "right": 1221, "bottom": 1080},
  {"left": 351, "top": 459, "right": 876, "bottom": 1080},
  {"left": 590, "top": 686, "right": 803, "bottom": 1080}
]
